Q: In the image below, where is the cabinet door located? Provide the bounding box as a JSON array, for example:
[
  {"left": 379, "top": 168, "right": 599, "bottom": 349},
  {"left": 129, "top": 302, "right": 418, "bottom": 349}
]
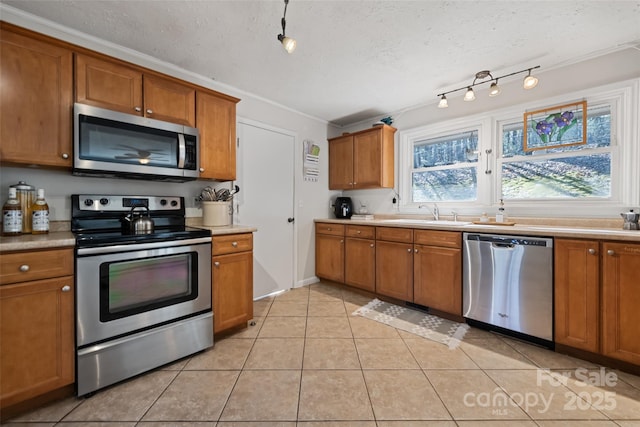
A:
[
  {"left": 315, "top": 233, "right": 344, "bottom": 283},
  {"left": 196, "top": 91, "right": 238, "bottom": 180},
  {"left": 328, "top": 135, "right": 353, "bottom": 190},
  {"left": 414, "top": 245, "right": 462, "bottom": 315},
  {"left": 1, "top": 28, "right": 73, "bottom": 167},
  {"left": 554, "top": 239, "right": 599, "bottom": 352},
  {"left": 144, "top": 75, "right": 195, "bottom": 126},
  {"left": 75, "top": 53, "right": 143, "bottom": 115},
  {"left": 0, "top": 277, "right": 74, "bottom": 408},
  {"left": 375, "top": 240, "right": 413, "bottom": 301},
  {"left": 213, "top": 251, "right": 253, "bottom": 334},
  {"left": 345, "top": 238, "right": 375, "bottom": 292},
  {"left": 602, "top": 242, "right": 640, "bottom": 364},
  {"left": 353, "top": 126, "right": 395, "bottom": 189}
]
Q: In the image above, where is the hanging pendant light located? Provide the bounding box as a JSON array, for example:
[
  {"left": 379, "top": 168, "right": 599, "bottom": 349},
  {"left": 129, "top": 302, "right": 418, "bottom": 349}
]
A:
[
  {"left": 438, "top": 94, "right": 448, "bottom": 108},
  {"left": 277, "top": 0, "right": 296, "bottom": 53}
]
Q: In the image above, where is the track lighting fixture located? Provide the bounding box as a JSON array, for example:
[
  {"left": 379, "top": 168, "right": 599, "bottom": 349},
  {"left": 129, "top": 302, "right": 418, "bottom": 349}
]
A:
[
  {"left": 277, "top": 0, "right": 296, "bottom": 53},
  {"left": 436, "top": 66, "right": 540, "bottom": 107}
]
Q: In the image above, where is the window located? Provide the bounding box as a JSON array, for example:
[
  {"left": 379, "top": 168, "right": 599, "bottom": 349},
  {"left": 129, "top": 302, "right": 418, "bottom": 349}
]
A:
[
  {"left": 411, "top": 129, "right": 479, "bottom": 202},
  {"left": 399, "top": 79, "right": 636, "bottom": 216},
  {"left": 499, "top": 103, "right": 613, "bottom": 200}
]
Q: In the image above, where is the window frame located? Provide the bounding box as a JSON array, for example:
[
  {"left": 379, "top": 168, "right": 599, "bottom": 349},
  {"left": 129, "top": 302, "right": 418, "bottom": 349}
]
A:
[{"left": 398, "top": 78, "right": 639, "bottom": 217}]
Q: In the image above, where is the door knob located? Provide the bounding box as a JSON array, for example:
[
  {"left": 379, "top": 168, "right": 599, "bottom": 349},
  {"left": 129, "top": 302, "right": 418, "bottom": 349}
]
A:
[{"left": 287, "top": 217, "right": 295, "bottom": 223}]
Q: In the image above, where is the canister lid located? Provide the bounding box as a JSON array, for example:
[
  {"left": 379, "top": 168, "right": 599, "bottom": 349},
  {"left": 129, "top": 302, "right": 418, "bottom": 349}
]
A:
[{"left": 10, "top": 181, "right": 35, "bottom": 191}]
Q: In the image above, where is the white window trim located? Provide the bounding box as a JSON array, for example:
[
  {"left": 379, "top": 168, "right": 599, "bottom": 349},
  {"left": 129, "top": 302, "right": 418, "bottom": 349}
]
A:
[{"left": 398, "top": 78, "right": 640, "bottom": 218}]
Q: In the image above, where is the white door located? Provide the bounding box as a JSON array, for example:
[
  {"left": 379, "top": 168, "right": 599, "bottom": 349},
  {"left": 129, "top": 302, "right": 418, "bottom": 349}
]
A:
[{"left": 236, "top": 120, "right": 295, "bottom": 299}]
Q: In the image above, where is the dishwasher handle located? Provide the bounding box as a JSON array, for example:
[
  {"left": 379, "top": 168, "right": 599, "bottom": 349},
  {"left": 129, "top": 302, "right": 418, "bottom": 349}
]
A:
[{"left": 492, "top": 242, "right": 515, "bottom": 249}]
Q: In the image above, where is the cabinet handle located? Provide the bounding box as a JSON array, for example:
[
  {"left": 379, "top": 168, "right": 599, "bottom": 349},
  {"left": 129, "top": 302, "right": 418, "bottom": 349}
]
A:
[
  {"left": 607, "top": 249, "right": 615, "bottom": 256},
  {"left": 146, "top": 109, "right": 153, "bottom": 115},
  {"left": 134, "top": 107, "right": 142, "bottom": 112},
  {"left": 327, "top": 227, "right": 332, "bottom": 231},
  {"left": 232, "top": 242, "right": 238, "bottom": 247},
  {"left": 19, "top": 264, "right": 29, "bottom": 272},
  {"left": 214, "top": 261, "right": 220, "bottom": 267},
  {"left": 370, "top": 243, "right": 374, "bottom": 248},
  {"left": 414, "top": 248, "right": 418, "bottom": 253},
  {"left": 356, "top": 230, "right": 361, "bottom": 234},
  {"left": 407, "top": 248, "right": 412, "bottom": 252},
  {"left": 340, "top": 239, "right": 344, "bottom": 243},
  {"left": 61, "top": 153, "right": 69, "bottom": 159},
  {"left": 61, "top": 285, "right": 71, "bottom": 292},
  {"left": 199, "top": 167, "right": 205, "bottom": 172},
  {"left": 588, "top": 248, "right": 596, "bottom": 255}
]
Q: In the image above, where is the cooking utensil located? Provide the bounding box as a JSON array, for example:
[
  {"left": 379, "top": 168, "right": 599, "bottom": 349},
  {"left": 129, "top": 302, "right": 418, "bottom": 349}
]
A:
[
  {"left": 621, "top": 209, "right": 640, "bottom": 230},
  {"left": 121, "top": 206, "right": 155, "bottom": 234}
]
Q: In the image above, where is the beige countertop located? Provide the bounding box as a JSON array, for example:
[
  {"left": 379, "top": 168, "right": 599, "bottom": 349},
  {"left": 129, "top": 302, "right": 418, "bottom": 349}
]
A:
[
  {"left": 0, "top": 223, "right": 257, "bottom": 252},
  {"left": 315, "top": 217, "right": 640, "bottom": 242}
]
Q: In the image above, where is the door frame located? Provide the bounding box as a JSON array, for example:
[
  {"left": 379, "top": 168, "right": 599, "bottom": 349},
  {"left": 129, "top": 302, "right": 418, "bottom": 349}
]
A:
[{"left": 236, "top": 116, "right": 298, "bottom": 297}]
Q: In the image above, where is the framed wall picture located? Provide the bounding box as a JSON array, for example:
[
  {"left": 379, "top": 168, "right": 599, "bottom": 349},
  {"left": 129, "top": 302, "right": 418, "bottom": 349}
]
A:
[{"left": 523, "top": 100, "right": 587, "bottom": 151}]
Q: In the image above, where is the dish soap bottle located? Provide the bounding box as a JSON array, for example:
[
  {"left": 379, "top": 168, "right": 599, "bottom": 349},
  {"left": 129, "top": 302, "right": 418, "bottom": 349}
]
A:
[
  {"left": 2, "top": 188, "right": 23, "bottom": 236},
  {"left": 31, "top": 189, "right": 50, "bottom": 234},
  {"left": 495, "top": 199, "right": 507, "bottom": 223}
]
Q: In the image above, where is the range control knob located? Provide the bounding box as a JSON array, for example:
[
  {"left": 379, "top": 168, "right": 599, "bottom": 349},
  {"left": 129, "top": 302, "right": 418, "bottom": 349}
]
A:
[
  {"left": 170, "top": 200, "right": 178, "bottom": 207},
  {"left": 99, "top": 198, "right": 109, "bottom": 206},
  {"left": 83, "top": 198, "right": 94, "bottom": 207},
  {"left": 160, "top": 199, "right": 168, "bottom": 206}
]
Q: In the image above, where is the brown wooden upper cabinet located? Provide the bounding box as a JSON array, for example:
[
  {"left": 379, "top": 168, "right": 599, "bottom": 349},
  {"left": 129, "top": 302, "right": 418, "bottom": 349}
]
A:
[
  {"left": 0, "top": 24, "right": 73, "bottom": 167},
  {"left": 75, "top": 53, "right": 196, "bottom": 127},
  {"left": 328, "top": 124, "right": 396, "bottom": 190},
  {"left": 196, "top": 90, "right": 239, "bottom": 181}
]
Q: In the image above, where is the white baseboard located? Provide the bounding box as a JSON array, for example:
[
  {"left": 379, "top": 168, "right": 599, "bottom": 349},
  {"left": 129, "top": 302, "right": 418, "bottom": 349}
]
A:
[{"left": 296, "top": 276, "right": 320, "bottom": 288}]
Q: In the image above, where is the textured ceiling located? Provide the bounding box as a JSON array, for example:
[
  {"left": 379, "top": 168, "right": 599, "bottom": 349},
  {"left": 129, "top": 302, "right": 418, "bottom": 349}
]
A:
[{"left": 3, "top": 0, "right": 640, "bottom": 126}]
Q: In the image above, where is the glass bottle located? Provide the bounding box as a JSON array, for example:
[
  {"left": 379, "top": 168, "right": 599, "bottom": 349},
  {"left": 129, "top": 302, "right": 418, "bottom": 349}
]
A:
[
  {"left": 31, "top": 189, "right": 50, "bottom": 234},
  {"left": 10, "top": 181, "right": 34, "bottom": 233},
  {"left": 2, "top": 188, "right": 23, "bottom": 236}
]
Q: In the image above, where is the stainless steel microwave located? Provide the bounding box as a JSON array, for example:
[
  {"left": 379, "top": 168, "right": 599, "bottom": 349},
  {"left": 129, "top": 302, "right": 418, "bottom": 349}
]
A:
[{"left": 73, "top": 103, "right": 200, "bottom": 182}]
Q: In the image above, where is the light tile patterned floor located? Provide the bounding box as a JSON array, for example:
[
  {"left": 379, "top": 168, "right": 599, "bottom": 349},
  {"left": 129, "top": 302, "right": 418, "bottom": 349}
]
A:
[{"left": 4, "top": 281, "right": 640, "bottom": 426}]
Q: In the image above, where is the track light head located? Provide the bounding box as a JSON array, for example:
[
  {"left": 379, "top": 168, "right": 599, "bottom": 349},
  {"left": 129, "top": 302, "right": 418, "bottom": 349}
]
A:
[
  {"left": 438, "top": 95, "right": 448, "bottom": 108},
  {"left": 523, "top": 70, "right": 538, "bottom": 89},
  {"left": 489, "top": 80, "right": 501, "bottom": 97},
  {"left": 463, "top": 87, "right": 475, "bottom": 102}
]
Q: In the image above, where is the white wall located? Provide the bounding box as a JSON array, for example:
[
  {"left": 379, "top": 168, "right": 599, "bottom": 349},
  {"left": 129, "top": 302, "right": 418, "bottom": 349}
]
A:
[
  {"left": 328, "top": 47, "right": 640, "bottom": 217},
  {"left": 0, "top": 7, "right": 335, "bottom": 286}
]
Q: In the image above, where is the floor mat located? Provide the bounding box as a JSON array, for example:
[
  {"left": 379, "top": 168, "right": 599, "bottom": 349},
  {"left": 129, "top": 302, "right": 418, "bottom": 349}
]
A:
[{"left": 353, "top": 298, "right": 470, "bottom": 349}]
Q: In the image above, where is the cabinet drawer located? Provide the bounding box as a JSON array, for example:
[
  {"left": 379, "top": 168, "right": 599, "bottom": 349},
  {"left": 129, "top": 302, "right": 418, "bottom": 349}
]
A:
[
  {"left": 0, "top": 248, "right": 73, "bottom": 285},
  {"left": 212, "top": 233, "right": 253, "bottom": 255},
  {"left": 346, "top": 225, "right": 375, "bottom": 239},
  {"left": 414, "top": 230, "right": 461, "bottom": 248},
  {"left": 376, "top": 227, "right": 413, "bottom": 243},
  {"left": 316, "top": 223, "right": 345, "bottom": 236}
]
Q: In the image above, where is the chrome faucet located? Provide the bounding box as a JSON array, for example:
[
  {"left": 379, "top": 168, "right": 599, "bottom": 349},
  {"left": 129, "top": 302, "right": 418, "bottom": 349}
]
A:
[
  {"left": 451, "top": 210, "right": 458, "bottom": 222},
  {"left": 433, "top": 204, "right": 439, "bottom": 221}
]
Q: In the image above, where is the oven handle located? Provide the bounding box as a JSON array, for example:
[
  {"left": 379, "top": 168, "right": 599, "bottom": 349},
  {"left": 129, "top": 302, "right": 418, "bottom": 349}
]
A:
[{"left": 77, "top": 236, "right": 212, "bottom": 256}]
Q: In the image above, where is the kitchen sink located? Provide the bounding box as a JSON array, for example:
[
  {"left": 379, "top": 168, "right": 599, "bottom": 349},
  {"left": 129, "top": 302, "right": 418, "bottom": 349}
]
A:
[{"left": 378, "top": 219, "right": 472, "bottom": 226}]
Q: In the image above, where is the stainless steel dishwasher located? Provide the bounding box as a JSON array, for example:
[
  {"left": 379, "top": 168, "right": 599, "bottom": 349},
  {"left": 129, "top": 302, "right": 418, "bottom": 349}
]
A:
[{"left": 463, "top": 233, "right": 553, "bottom": 344}]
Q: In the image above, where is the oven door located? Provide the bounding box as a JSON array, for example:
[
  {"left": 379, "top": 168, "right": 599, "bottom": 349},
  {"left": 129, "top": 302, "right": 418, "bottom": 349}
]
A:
[{"left": 76, "top": 237, "right": 211, "bottom": 347}]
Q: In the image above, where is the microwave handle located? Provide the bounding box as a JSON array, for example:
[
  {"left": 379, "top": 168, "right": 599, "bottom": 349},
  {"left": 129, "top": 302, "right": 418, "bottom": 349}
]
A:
[{"left": 177, "top": 133, "right": 186, "bottom": 169}]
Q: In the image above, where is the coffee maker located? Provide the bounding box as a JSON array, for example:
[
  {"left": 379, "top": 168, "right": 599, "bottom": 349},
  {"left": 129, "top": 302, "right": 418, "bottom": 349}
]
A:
[{"left": 334, "top": 197, "right": 353, "bottom": 219}]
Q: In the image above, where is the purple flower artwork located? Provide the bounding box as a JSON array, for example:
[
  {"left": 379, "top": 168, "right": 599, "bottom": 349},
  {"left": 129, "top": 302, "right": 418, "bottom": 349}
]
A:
[{"left": 524, "top": 101, "right": 587, "bottom": 151}]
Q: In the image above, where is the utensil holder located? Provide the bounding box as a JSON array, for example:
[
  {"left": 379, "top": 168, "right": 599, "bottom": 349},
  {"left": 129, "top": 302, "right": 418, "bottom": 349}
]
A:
[{"left": 202, "top": 201, "right": 231, "bottom": 226}]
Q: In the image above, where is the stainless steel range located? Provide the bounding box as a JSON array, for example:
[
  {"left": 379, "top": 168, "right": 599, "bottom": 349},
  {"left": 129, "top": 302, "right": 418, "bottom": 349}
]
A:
[{"left": 72, "top": 194, "right": 213, "bottom": 396}]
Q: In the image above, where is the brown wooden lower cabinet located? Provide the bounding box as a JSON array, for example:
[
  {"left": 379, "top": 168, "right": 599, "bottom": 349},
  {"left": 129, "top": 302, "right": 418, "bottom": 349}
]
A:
[
  {"left": 315, "top": 223, "right": 345, "bottom": 283},
  {"left": 375, "top": 240, "right": 413, "bottom": 301},
  {"left": 1, "top": 261, "right": 74, "bottom": 409},
  {"left": 554, "top": 238, "right": 600, "bottom": 352},
  {"left": 212, "top": 233, "right": 254, "bottom": 334},
  {"left": 601, "top": 241, "right": 640, "bottom": 365},
  {"left": 344, "top": 225, "right": 375, "bottom": 292},
  {"left": 414, "top": 244, "right": 461, "bottom": 315}
]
